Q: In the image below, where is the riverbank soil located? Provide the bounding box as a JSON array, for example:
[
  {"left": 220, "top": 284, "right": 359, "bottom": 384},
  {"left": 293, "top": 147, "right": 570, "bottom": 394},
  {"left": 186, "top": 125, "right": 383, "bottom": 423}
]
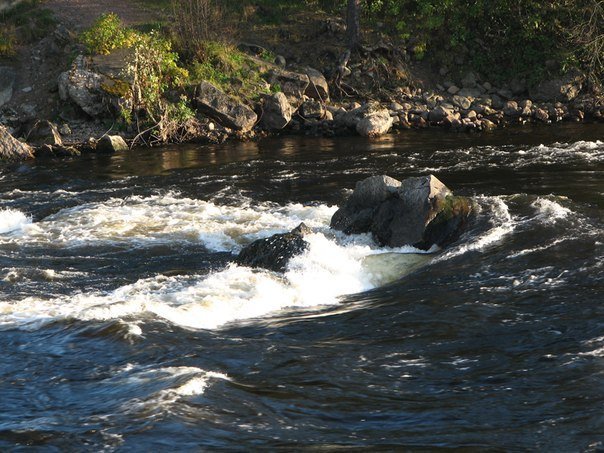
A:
[{"left": 0, "top": 0, "right": 602, "bottom": 156}]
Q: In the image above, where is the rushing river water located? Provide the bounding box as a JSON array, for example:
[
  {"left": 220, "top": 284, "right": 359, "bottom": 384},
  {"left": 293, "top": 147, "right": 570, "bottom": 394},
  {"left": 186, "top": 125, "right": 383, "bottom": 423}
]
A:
[{"left": 0, "top": 124, "right": 603, "bottom": 450}]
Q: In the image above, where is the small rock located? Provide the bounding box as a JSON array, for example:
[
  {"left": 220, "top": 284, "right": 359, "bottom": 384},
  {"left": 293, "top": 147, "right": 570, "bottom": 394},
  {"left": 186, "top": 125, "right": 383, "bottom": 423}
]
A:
[
  {"left": 274, "top": 55, "right": 286, "bottom": 66},
  {"left": 452, "top": 95, "right": 471, "bottom": 110},
  {"left": 429, "top": 105, "right": 453, "bottom": 123},
  {"left": 21, "top": 86, "right": 33, "bottom": 93},
  {"left": 447, "top": 85, "right": 460, "bottom": 95},
  {"left": 59, "top": 124, "right": 72, "bottom": 136},
  {"left": 503, "top": 101, "right": 520, "bottom": 117},
  {"left": 300, "top": 99, "right": 325, "bottom": 119},
  {"left": 533, "top": 108, "right": 550, "bottom": 122},
  {"left": 26, "top": 120, "right": 63, "bottom": 147}
]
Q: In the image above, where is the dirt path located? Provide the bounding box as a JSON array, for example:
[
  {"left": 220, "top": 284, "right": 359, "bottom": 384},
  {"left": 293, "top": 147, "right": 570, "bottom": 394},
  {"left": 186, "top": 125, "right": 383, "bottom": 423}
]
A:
[{"left": 42, "top": 0, "right": 164, "bottom": 30}]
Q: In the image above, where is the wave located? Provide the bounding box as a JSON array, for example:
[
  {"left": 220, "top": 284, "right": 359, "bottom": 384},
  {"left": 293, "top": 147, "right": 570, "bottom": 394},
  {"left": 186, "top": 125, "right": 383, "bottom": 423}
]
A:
[
  {"left": 0, "top": 193, "right": 335, "bottom": 250},
  {"left": 0, "top": 228, "right": 430, "bottom": 330},
  {"left": 0, "top": 191, "right": 587, "bottom": 331},
  {"left": 0, "top": 208, "right": 31, "bottom": 234}
]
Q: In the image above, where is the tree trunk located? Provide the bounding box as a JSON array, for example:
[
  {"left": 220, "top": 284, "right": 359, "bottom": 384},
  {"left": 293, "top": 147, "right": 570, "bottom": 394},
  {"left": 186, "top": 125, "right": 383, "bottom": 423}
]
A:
[{"left": 346, "top": 0, "right": 361, "bottom": 50}]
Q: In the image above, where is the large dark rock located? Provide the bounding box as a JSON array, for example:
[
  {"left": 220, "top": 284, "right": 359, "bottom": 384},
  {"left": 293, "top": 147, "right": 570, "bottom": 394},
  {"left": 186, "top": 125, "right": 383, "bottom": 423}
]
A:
[
  {"left": 194, "top": 81, "right": 257, "bottom": 132},
  {"left": 0, "top": 125, "right": 34, "bottom": 161},
  {"left": 236, "top": 223, "right": 312, "bottom": 272},
  {"left": 331, "top": 175, "right": 473, "bottom": 249}
]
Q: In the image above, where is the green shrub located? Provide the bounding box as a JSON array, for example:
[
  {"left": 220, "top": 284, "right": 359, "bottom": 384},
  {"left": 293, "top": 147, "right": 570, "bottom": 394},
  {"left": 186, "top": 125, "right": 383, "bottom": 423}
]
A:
[
  {"left": 121, "top": 31, "right": 193, "bottom": 143},
  {"left": 80, "top": 13, "right": 139, "bottom": 55},
  {"left": 0, "top": 27, "right": 16, "bottom": 57}
]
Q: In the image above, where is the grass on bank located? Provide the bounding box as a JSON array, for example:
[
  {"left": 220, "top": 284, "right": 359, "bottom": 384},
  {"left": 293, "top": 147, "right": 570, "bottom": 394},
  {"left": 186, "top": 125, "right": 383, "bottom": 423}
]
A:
[{"left": 0, "top": 0, "right": 55, "bottom": 57}]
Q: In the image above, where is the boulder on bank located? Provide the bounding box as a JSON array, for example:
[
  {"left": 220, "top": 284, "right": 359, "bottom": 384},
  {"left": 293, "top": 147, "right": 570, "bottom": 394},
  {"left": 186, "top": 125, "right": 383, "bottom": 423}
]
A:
[
  {"left": 194, "top": 81, "right": 257, "bottom": 132},
  {"left": 97, "top": 134, "right": 128, "bottom": 153},
  {"left": 58, "top": 56, "right": 106, "bottom": 117},
  {"left": 330, "top": 175, "right": 473, "bottom": 249},
  {"left": 336, "top": 103, "right": 393, "bottom": 137},
  {"left": 304, "top": 67, "right": 330, "bottom": 101},
  {"left": 236, "top": 223, "right": 312, "bottom": 272},
  {"left": 26, "top": 120, "right": 63, "bottom": 147},
  {"left": 261, "top": 92, "right": 293, "bottom": 130},
  {"left": 356, "top": 110, "right": 393, "bottom": 137},
  {"left": 530, "top": 71, "right": 584, "bottom": 103},
  {"left": 0, "top": 125, "right": 34, "bottom": 161}
]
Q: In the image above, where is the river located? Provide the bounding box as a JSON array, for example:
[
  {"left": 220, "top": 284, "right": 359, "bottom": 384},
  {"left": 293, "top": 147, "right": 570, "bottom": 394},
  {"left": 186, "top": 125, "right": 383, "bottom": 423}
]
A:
[{"left": 0, "top": 124, "right": 603, "bottom": 450}]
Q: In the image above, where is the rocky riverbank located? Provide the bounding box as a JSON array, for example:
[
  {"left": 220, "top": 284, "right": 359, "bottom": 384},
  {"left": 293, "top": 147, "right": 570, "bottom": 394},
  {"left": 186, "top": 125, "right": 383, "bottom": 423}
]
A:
[{"left": 1, "top": 10, "right": 603, "bottom": 161}]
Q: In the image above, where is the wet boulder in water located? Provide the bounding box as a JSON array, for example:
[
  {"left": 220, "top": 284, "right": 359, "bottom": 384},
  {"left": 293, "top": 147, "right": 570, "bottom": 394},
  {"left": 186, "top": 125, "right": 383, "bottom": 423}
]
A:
[
  {"left": 236, "top": 223, "right": 312, "bottom": 272},
  {"left": 331, "top": 175, "right": 473, "bottom": 249}
]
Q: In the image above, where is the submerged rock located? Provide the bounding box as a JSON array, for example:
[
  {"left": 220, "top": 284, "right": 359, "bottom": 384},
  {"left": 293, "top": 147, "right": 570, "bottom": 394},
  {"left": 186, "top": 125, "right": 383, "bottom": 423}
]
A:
[
  {"left": 236, "top": 223, "right": 312, "bottom": 272},
  {"left": 331, "top": 175, "right": 473, "bottom": 249},
  {"left": 194, "top": 81, "right": 257, "bottom": 132},
  {"left": 0, "top": 125, "right": 34, "bottom": 161}
]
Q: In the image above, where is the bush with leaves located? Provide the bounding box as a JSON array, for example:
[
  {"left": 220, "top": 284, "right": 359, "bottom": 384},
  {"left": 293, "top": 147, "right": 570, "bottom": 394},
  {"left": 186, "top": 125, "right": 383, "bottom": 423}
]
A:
[
  {"left": 80, "top": 13, "right": 139, "bottom": 55},
  {"left": 121, "top": 31, "right": 194, "bottom": 144}
]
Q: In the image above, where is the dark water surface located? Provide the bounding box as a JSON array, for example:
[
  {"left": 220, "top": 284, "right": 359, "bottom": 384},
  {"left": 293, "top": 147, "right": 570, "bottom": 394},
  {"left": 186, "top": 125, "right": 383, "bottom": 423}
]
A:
[{"left": 0, "top": 124, "right": 603, "bottom": 450}]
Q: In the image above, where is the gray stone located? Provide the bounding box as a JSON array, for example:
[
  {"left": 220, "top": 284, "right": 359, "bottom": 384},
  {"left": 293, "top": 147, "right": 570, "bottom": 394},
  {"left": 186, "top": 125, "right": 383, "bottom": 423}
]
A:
[
  {"left": 304, "top": 67, "right": 329, "bottom": 101},
  {"left": 236, "top": 223, "right": 312, "bottom": 273},
  {"left": 356, "top": 109, "right": 393, "bottom": 137},
  {"left": 503, "top": 101, "right": 520, "bottom": 117},
  {"left": 26, "top": 120, "right": 62, "bottom": 146},
  {"left": 429, "top": 105, "right": 453, "bottom": 123},
  {"left": 300, "top": 99, "right": 325, "bottom": 119},
  {"left": 458, "top": 87, "right": 482, "bottom": 98},
  {"left": 268, "top": 69, "right": 310, "bottom": 99},
  {"left": 530, "top": 71, "right": 585, "bottom": 102},
  {"left": 497, "top": 88, "right": 513, "bottom": 100},
  {"left": 194, "top": 81, "right": 257, "bottom": 132},
  {"left": 452, "top": 95, "right": 471, "bottom": 110},
  {"left": 461, "top": 72, "right": 478, "bottom": 88},
  {"left": 0, "top": 125, "right": 34, "bottom": 161},
  {"left": 58, "top": 67, "right": 106, "bottom": 117},
  {"left": 261, "top": 92, "right": 292, "bottom": 130},
  {"left": 97, "top": 135, "right": 128, "bottom": 153},
  {"left": 447, "top": 85, "right": 460, "bottom": 95},
  {"left": 330, "top": 175, "right": 473, "bottom": 249},
  {"left": 0, "top": 66, "right": 16, "bottom": 108}
]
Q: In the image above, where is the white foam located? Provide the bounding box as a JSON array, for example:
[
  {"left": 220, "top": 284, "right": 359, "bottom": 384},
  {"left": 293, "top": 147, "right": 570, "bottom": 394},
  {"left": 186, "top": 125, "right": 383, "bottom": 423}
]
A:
[
  {"left": 439, "top": 196, "right": 515, "bottom": 259},
  {"left": 0, "top": 208, "right": 31, "bottom": 234},
  {"left": 1, "top": 193, "right": 336, "bottom": 251},
  {"left": 531, "top": 197, "right": 571, "bottom": 222},
  {"left": 0, "top": 229, "right": 431, "bottom": 330},
  {"left": 109, "top": 366, "right": 229, "bottom": 414}
]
